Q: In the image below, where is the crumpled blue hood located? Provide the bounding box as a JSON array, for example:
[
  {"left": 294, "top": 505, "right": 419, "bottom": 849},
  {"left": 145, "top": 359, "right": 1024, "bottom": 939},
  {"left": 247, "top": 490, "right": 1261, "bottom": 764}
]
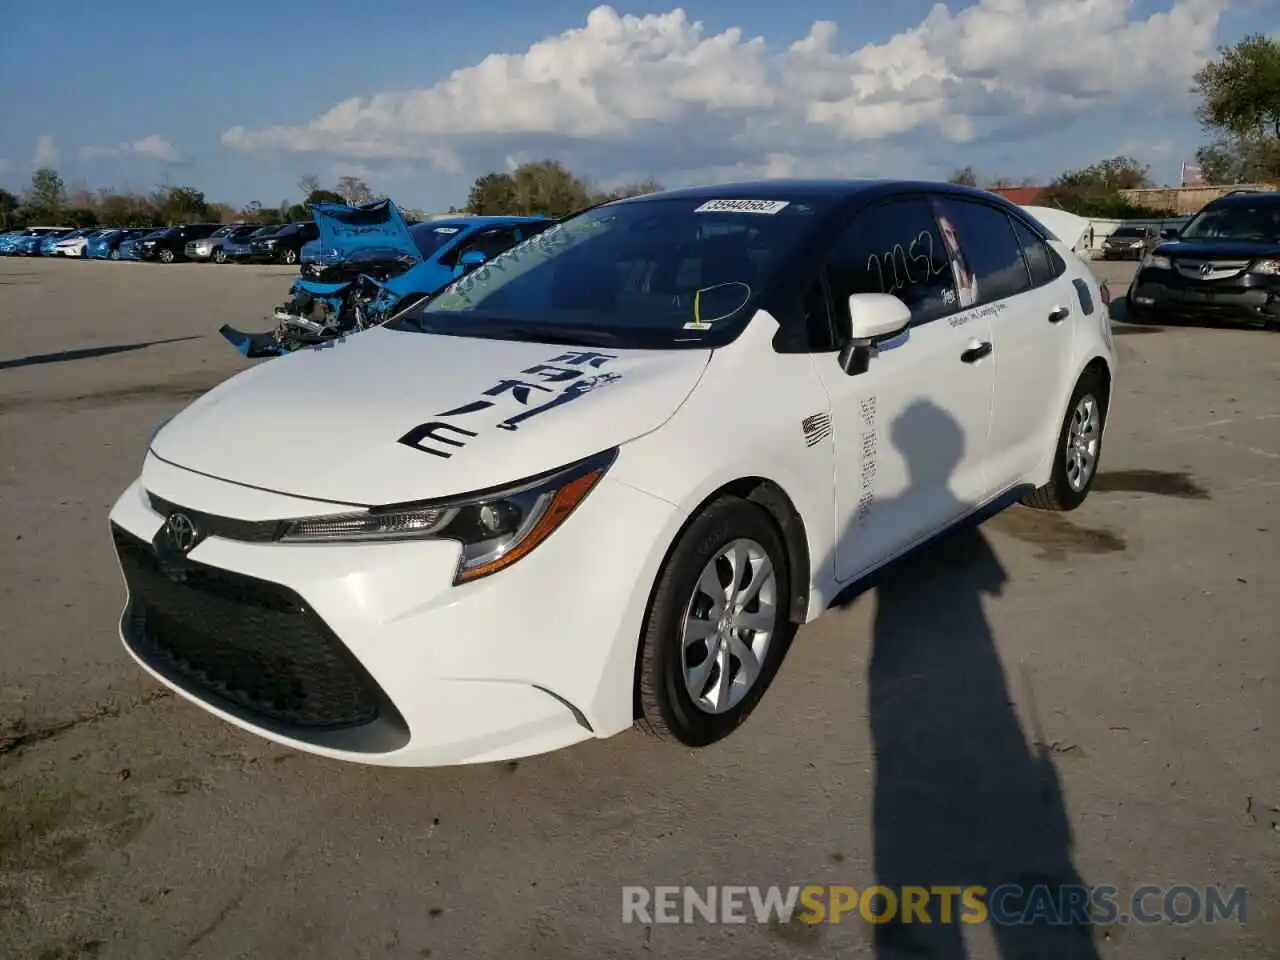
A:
[{"left": 312, "top": 199, "right": 419, "bottom": 263}]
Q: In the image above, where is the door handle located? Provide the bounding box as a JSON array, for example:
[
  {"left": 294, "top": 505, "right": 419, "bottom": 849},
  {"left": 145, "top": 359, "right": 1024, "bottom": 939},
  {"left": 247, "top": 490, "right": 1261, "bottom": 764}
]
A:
[
  {"left": 961, "top": 341, "right": 992, "bottom": 364},
  {"left": 1048, "top": 305, "right": 1070, "bottom": 324}
]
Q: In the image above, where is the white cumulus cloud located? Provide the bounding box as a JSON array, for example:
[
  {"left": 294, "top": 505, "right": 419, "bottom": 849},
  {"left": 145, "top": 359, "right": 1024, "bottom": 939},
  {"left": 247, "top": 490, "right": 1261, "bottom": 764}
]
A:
[
  {"left": 221, "top": 0, "right": 1231, "bottom": 180},
  {"left": 32, "top": 135, "right": 59, "bottom": 167},
  {"left": 80, "top": 134, "right": 182, "bottom": 163}
]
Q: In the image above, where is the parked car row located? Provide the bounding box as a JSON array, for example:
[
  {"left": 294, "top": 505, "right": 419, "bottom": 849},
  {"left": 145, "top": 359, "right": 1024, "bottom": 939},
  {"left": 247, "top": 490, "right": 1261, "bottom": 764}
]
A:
[{"left": 0, "top": 221, "right": 323, "bottom": 265}]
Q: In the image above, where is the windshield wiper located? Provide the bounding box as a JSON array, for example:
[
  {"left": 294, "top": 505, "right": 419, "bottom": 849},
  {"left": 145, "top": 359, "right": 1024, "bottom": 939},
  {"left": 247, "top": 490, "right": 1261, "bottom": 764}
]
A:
[{"left": 465, "top": 323, "right": 621, "bottom": 347}]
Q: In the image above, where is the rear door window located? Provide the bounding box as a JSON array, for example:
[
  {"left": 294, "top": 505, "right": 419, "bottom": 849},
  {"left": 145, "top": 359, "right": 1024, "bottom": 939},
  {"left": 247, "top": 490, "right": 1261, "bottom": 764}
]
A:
[{"left": 933, "top": 198, "right": 1032, "bottom": 305}]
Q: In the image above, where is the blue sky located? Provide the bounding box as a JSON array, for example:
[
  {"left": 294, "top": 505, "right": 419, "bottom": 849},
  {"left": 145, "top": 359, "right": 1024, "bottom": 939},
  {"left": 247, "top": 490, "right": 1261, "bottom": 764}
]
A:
[{"left": 1, "top": 0, "right": 1274, "bottom": 211}]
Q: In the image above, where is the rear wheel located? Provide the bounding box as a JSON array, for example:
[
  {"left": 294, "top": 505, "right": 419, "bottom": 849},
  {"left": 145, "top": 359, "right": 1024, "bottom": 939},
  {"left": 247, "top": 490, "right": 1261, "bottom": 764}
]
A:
[
  {"left": 109, "top": 248, "right": 121, "bottom": 260},
  {"left": 158, "top": 248, "right": 175, "bottom": 264},
  {"left": 1022, "top": 370, "right": 1108, "bottom": 512},
  {"left": 282, "top": 247, "right": 299, "bottom": 265},
  {"left": 636, "top": 497, "right": 793, "bottom": 746},
  {"left": 213, "top": 247, "right": 227, "bottom": 264}
]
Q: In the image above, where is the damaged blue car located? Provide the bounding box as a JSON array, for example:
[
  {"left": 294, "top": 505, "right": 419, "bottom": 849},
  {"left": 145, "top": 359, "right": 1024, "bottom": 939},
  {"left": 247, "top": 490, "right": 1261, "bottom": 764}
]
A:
[{"left": 219, "top": 199, "right": 553, "bottom": 357}]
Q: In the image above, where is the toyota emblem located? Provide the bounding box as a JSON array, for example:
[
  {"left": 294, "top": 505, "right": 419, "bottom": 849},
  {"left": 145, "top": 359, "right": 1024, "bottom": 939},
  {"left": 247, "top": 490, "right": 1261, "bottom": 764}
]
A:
[
  {"left": 164, "top": 512, "right": 199, "bottom": 553},
  {"left": 1199, "top": 262, "right": 1213, "bottom": 276}
]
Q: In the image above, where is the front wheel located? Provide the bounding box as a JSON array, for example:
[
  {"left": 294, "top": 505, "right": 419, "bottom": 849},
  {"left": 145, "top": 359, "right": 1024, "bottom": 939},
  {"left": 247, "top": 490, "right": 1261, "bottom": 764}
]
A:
[
  {"left": 636, "top": 497, "right": 793, "bottom": 747},
  {"left": 213, "top": 248, "right": 227, "bottom": 264},
  {"left": 109, "top": 248, "right": 121, "bottom": 260},
  {"left": 158, "top": 248, "right": 175, "bottom": 264},
  {"left": 281, "top": 247, "right": 298, "bottom": 265},
  {"left": 1022, "top": 371, "right": 1108, "bottom": 512}
]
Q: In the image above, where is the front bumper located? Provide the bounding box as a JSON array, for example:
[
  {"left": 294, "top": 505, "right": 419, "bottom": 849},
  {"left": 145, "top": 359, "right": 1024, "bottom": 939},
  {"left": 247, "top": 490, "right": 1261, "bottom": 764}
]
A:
[
  {"left": 185, "top": 243, "right": 216, "bottom": 261},
  {"left": 108, "top": 453, "right": 683, "bottom": 767},
  {"left": 1129, "top": 268, "right": 1280, "bottom": 323},
  {"left": 1100, "top": 246, "right": 1144, "bottom": 260},
  {"left": 224, "top": 248, "right": 271, "bottom": 263}
]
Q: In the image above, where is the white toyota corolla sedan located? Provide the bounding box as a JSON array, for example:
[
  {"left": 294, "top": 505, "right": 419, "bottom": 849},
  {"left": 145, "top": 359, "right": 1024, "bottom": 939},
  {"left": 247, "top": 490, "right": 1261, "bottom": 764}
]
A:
[{"left": 108, "top": 180, "right": 1116, "bottom": 767}]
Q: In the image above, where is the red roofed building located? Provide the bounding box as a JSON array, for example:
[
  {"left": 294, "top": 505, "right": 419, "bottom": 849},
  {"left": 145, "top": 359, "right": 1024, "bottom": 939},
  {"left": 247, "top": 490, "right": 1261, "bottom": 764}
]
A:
[{"left": 988, "top": 186, "right": 1048, "bottom": 205}]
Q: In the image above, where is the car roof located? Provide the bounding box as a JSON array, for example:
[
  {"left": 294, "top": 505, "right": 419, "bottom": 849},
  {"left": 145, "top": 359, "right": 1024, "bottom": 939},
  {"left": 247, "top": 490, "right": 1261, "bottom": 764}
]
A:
[
  {"left": 606, "top": 178, "right": 1001, "bottom": 207},
  {"left": 1203, "top": 191, "right": 1280, "bottom": 209},
  {"left": 416, "top": 215, "right": 546, "bottom": 229}
]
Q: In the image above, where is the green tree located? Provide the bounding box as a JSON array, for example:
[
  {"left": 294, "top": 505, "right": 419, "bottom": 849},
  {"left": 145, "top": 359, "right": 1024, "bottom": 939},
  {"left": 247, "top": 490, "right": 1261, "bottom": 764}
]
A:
[
  {"left": 1194, "top": 34, "right": 1280, "bottom": 142},
  {"left": 466, "top": 172, "right": 519, "bottom": 214},
  {"left": 26, "top": 167, "right": 65, "bottom": 219},
  {"left": 151, "top": 185, "right": 209, "bottom": 224},
  {"left": 1039, "top": 155, "right": 1163, "bottom": 217},
  {"left": 511, "top": 160, "right": 592, "bottom": 217},
  {"left": 0, "top": 188, "right": 18, "bottom": 230},
  {"left": 97, "top": 191, "right": 159, "bottom": 226},
  {"left": 593, "top": 177, "right": 665, "bottom": 203},
  {"left": 62, "top": 208, "right": 99, "bottom": 228},
  {"left": 1191, "top": 33, "right": 1280, "bottom": 184},
  {"left": 1195, "top": 137, "right": 1280, "bottom": 185},
  {"left": 306, "top": 188, "right": 347, "bottom": 205}
]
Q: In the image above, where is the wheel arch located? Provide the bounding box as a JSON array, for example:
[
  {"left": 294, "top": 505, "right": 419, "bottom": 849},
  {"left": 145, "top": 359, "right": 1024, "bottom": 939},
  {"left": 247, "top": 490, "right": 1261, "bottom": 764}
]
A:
[
  {"left": 630, "top": 476, "right": 812, "bottom": 720},
  {"left": 1078, "top": 354, "right": 1113, "bottom": 417}
]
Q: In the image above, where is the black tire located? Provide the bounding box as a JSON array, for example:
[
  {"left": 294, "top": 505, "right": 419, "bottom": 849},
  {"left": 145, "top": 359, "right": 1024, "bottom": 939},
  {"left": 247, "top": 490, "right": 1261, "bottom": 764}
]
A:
[
  {"left": 636, "top": 497, "right": 793, "bottom": 746},
  {"left": 213, "top": 247, "right": 227, "bottom": 264},
  {"left": 282, "top": 247, "right": 298, "bottom": 265},
  {"left": 109, "top": 248, "right": 121, "bottom": 261},
  {"left": 1022, "top": 369, "right": 1108, "bottom": 512},
  {"left": 158, "top": 247, "right": 175, "bottom": 264}
]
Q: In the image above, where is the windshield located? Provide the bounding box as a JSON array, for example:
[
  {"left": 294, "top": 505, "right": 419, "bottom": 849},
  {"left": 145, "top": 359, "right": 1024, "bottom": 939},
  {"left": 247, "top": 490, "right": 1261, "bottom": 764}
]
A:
[
  {"left": 1180, "top": 200, "right": 1280, "bottom": 241},
  {"left": 1111, "top": 227, "right": 1144, "bottom": 238},
  {"left": 249, "top": 226, "right": 279, "bottom": 238},
  {"left": 398, "top": 197, "right": 825, "bottom": 347},
  {"left": 411, "top": 222, "right": 469, "bottom": 259}
]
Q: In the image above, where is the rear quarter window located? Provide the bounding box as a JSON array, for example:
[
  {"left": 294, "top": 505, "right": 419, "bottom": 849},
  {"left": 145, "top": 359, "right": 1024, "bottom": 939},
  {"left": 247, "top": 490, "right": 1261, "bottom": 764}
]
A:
[{"left": 1010, "top": 217, "right": 1065, "bottom": 287}]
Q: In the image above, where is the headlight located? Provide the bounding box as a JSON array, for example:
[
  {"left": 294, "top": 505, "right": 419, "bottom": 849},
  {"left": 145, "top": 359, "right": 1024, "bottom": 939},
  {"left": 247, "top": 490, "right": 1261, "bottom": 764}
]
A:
[
  {"left": 277, "top": 448, "right": 617, "bottom": 584},
  {"left": 1141, "top": 253, "right": 1170, "bottom": 270},
  {"left": 1249, "top": 259, "right": 1280, "bottom": 275}
]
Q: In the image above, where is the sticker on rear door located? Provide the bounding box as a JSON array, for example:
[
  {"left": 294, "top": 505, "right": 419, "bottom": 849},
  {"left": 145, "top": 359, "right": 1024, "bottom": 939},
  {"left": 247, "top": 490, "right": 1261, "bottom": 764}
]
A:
[{"left": 693, "top": 199, "right": 790, "bottom": 215}]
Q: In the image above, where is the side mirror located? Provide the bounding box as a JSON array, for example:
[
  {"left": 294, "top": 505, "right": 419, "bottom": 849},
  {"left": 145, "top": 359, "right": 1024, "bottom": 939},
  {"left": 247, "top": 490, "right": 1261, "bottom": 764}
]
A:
[
  {"left": 837, "top": 293, "right": 911, "bottom": 376},
  {"left": 452, "top": 248, "right": 487, "bottom": 278}
]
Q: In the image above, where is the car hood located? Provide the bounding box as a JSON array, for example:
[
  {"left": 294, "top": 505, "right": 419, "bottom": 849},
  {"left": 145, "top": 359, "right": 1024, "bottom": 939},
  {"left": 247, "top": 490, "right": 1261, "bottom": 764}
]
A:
[
  {"left": 312, "top": 199, "right": 419, "bottom": 263},
  {"left": 150, "top": 328, "right": 711, "bottom": 505},
  {"left": 1154, "top": 237, "right": 1280, "bottom": 259}
]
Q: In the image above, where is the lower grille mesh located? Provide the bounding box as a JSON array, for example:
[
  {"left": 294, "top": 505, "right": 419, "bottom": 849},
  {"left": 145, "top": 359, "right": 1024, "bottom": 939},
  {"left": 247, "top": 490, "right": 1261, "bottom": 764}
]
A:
[{"left": 113, "top": 526, "right": 382, "bottom": 732}]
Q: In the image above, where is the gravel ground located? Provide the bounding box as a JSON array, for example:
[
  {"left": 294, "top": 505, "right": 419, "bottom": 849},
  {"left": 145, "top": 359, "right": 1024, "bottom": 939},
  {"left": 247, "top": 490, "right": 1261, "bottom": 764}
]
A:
[{"left": 0, "top": 256, "right": 1276, "bottom": 960}]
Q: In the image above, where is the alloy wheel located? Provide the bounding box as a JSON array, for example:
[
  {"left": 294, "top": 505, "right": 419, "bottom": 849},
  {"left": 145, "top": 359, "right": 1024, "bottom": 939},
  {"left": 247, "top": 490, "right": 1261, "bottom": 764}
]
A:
[
  {"left": 1064, "top": 393, "right": 1100, "bottom": 492},
  {"left": 681, "top": 538, "right": 778, "bottom": 715}
]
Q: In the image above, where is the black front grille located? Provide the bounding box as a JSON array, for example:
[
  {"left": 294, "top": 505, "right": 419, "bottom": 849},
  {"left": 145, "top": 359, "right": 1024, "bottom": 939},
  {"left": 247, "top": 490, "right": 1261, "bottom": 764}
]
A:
[{"left": 113, "top": 524, "right": 406, "bottom": 745}]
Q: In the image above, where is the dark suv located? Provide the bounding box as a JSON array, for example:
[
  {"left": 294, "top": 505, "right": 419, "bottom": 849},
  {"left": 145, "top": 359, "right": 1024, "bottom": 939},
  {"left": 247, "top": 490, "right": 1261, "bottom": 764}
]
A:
[
  {"left": 1127, "top": 192, "right": 1280, "bottom": 329},
  {"left": 134, "top": 223, "right": 223, "bottom": 263},
  {"left": 248, "top": 221, "right": 319, "bottom": 265}
]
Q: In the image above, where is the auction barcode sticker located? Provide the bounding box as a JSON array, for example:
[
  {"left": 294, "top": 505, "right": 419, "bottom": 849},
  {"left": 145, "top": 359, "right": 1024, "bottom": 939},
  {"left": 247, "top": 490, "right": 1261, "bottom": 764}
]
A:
[{"left": 693, "top": 199, "right": 790, "bottom": 215}]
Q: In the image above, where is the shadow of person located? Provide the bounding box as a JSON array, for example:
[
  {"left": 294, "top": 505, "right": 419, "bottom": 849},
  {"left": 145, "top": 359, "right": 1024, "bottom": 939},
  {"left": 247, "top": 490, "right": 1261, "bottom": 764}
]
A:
[{"left": 839, "top": 400, "right": 1101, "bottom": 959}]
